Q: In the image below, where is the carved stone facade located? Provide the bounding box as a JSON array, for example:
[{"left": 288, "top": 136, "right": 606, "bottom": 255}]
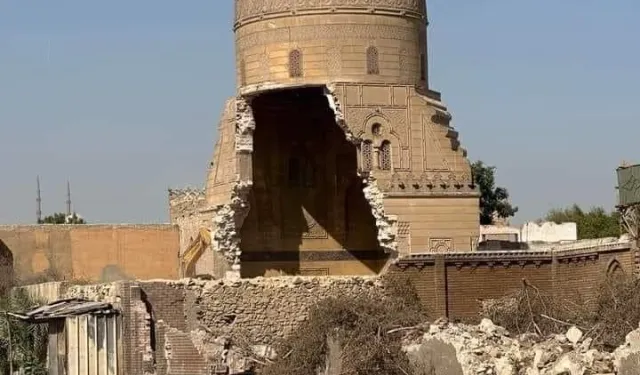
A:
[{"left": 175, "top": 0, "right": 479, "bottom": 279}]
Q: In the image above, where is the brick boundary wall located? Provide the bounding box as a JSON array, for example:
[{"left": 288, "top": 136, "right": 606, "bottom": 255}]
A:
[
  {"left": 0, "top": 224, "right": 180, "bottom": 282},
  {"left": 391, "top": 240, "right": 634, "bottom": 319}
]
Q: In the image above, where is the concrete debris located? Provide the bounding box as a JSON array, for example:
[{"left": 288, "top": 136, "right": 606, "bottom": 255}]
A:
[
  {"left": 614, "top": 322, "right": 640, "bottom": 374},
  {"left": 406, "top": 318, "right": 619, "bottom": 375},
  {"left": 565, "top": 326, "right": 583, "bottom": 345}
]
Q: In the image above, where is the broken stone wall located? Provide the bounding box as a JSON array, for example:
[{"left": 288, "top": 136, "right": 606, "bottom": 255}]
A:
[
  {"left": 60, "top": 276, "right": 384, "bottom": 375},
  {"left": 206, "top": 97, "right": 254, "bottom": 279}
]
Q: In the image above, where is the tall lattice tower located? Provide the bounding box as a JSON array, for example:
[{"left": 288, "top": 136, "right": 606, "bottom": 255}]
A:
[{"left": 36, "top": 176, "right": 42, "bottom": 223}]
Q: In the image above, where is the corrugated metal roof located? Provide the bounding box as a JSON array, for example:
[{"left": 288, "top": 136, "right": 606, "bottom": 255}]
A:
[{"left": 10, "top": 298, "right": 118, "bottom": 322}]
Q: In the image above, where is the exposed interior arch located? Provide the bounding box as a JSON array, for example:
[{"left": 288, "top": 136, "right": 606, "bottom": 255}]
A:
[{"left": 240, "top": 86, "right": 386, "bottom": 277}]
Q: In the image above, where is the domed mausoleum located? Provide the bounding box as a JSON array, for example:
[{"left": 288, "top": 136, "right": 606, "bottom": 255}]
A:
[{"left": 169, "top": 0, "right": 479, "bottom": 279}]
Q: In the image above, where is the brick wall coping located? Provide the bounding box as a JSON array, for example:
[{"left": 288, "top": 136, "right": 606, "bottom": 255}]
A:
[
  {"left": 399, "top": 240, "right": 631, "bottom": 263},
  {"left": 140, "top": 275, "right": 382, "bottom": 288},
  {"left": 527, "top": 236, "right": 630, "bottom": 251},
  {"left": 0, "top": 224, "right": 176, "bottom": 230}
]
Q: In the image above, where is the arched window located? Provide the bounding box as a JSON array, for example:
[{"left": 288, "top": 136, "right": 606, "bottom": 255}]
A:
[
  {"left": 420, "top": 53, "right": 426, "bottom": 81},
  {"left": 289, "top": 49, "right": 303, "bottom": 78},
  {"left": 362, "top": 141, "right": 373, "bottom": 172},
  {"left": 366, "top": 46, "right": 380, "bottom": 75},
  {"left": 379, "top": 141, "right": 391, "bottom": 171}
]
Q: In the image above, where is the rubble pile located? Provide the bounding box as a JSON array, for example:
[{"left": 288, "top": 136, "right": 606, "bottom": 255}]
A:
[{"left": 405, "top": 318, "right": 635, "bottom": 375}]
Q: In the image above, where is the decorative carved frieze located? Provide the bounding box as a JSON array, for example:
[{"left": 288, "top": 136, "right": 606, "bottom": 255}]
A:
[
  {"left": 235, "top": 0, "right": 426, "bottom": 26},
  {"left": 397, "top": 221, "right": 410, "bottom": 237},
  {"left": 236, "top": 24, "right": 416, "bottom": 50},
  {"left": 429, "top": 238, "right": 453, "bottom": 252},
  {"left": 300, "top": 268, "right": 330, "bottom": 276},
  {"left": 241, "top": 250, "right": 387, "bottom": 262}
]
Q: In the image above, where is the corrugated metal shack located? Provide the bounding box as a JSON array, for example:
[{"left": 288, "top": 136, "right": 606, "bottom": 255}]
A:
[{"left": 12, "top": 298, "right": 121, "bottom": 375}]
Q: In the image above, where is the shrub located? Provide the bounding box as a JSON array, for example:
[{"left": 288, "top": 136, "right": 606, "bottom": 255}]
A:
[
  {"left": 0, "top": 289, "right": 47, "bottom": 375},
  {"left": 261, "top": 274, "right": 427, "bottom": 375},
  {"left": 482, "top": 276, "right": 639, "bottom": 350}
]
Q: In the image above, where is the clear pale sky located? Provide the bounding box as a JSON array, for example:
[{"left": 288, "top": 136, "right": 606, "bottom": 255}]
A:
[{"left": 1, "top": 1, "right": 638, "bottom": 225}]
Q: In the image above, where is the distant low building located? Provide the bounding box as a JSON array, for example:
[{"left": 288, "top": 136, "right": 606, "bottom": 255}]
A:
[{"left": 480, "top": 221, "right": 578, "bottom": 246}]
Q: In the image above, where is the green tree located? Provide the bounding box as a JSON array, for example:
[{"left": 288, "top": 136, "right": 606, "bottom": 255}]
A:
[
  {"left": 471, "top": 161, "right": 518, "bottom": 225},
  {"left": 544, "top": 204, "right": 621, "bottom": 239},
  {"left": 0, "top": 290, "right": 48, "bottom": 375},
  {"left": 38, "top": 213, "right": 86, "bottom": 224}
]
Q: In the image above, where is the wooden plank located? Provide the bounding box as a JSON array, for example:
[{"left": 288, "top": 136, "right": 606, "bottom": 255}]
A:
[
  {"left": 106, "top": 317, "right": 117, "bottom": 375},
  {"left": 88, "top": 317, "right": 97, "bottom": 375},
  {"left": 66, "top": 318, "right": 79, "bottom": 375},
  {"left": 78, "top": 316, "right": 88, "bottom": 375},
  {"left": 98, "top": 317, "right": 108, "bottom": 375}
]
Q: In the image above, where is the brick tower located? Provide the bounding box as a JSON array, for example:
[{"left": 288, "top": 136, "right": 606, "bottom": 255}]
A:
[{"left": 172, "top": 0, "right": 480, "bottom": 279}]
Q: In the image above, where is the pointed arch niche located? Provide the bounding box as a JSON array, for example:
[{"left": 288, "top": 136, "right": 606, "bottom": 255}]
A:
[{"left": 606, "top": 258, "right": 626, "bottom": 281}]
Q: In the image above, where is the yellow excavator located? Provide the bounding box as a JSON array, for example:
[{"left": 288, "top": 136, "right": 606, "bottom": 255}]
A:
[{"left": 180, "top": 228, "right": 211, "bottom": 278}]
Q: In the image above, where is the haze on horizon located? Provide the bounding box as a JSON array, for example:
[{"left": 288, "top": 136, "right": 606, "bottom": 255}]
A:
[{"left": 1, "top": 0, "right": 638, "bottom": 225}]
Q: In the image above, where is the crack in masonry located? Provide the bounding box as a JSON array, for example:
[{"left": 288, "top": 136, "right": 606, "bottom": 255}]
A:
[
  {"left": 210, "top": 97, "right": 255, "bottom": 276},
  {"left": 324, "top": 85, "right": 398, "bottom": 255}
]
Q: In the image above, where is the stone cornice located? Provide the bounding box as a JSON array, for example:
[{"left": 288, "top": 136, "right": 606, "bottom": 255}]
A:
[
  {"left": 384, "top": 191, "right": 480, "bottom": 198},
  {"left": 381, "top": 171, "right": 478, "bottom": 196},
  {"left": 234, "top": 0, "right": 426, "bottom": 29}
]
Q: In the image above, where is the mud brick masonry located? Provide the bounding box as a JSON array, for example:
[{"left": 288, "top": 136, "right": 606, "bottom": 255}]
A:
[{"left": 0, "top": 225, "right": 179, "bottom": 282}]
